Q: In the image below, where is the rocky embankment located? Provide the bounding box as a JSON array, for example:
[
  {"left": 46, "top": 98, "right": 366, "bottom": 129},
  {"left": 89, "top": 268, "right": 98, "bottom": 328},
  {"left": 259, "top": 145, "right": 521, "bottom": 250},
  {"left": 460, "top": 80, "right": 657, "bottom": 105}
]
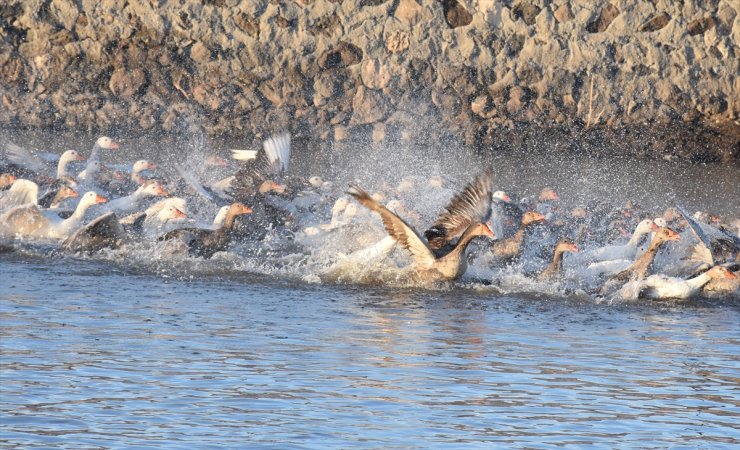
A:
[{"left": 0, "top": 0, "right": 738, "bottom": 161}]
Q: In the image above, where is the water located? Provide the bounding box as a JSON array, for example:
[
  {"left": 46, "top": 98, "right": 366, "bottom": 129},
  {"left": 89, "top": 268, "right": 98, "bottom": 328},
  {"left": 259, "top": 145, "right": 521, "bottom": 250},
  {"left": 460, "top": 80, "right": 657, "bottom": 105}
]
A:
[{"left": 2, "top": 253, "right": 739, "bottom": 448}]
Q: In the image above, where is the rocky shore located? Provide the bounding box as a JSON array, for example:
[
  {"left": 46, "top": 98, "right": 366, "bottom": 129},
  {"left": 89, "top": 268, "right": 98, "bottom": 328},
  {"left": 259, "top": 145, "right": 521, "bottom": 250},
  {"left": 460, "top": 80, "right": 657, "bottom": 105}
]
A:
[{"left": 1, "top": 0, "right": 738, "bottom": 161}]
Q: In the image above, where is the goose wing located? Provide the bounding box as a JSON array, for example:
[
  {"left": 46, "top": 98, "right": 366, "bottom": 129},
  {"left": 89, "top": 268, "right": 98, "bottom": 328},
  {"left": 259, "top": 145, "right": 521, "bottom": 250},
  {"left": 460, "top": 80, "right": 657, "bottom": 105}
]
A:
[
  {"left": 677, "top": 205, "right": 740, "bottom": 263},
  {"left": 424, "top": 168, "right": 493, "bottom": 250},
  {"left": 347, "top": 184, "right": 436, "bottom": 267}
]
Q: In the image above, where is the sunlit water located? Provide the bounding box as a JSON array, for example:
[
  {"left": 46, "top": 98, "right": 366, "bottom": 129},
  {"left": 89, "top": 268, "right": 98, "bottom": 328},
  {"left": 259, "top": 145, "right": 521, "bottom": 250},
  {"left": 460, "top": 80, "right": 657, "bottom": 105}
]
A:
[{"left": 1, "top": 252, "right": 739, "bottom": 448}]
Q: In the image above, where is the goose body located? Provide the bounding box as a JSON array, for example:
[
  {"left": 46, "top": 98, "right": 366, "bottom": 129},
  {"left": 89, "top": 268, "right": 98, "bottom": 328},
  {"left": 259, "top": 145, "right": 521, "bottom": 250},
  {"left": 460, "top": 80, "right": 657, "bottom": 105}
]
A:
[
  {"left": 634, "top": 266, "right": 737, "bottom": 300},
  {"left": 348, "top": 176, "right": 494, "bottom": 282}
]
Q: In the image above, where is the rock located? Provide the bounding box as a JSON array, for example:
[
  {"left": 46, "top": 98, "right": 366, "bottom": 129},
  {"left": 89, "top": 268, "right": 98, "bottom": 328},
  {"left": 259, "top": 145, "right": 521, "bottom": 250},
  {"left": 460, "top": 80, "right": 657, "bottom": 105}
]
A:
[
  {"left": 586, "top": 3, "right": 619, "bottom": 33},
  {"left": 109, "top": 68, "right": 146, "bottom": 98},
  {"left": 687, "top": 17, "right": 716, "bottom": 36},
  {"left": 360, "top": 59, "right": 391, "bottom": 90},
  {"left": 318, "top": 42, "right": 363, "bottom": 70},
  {"left": 512, "top": 1, "right": 541, "bottom": 26},
  {"left": 440, "top": 0, "right": 472, "bottom": 29},
  {"left": 471, "top": 94, "right": 496, "bottom": 119},
  {"left": 553, "top": 3, "right": 574, "bottom": 23},
  {"left": 394, "top": 0, "right": 426, "bottom": 24},
  {"left": 190, "top": 42, "right": 212, "bottom": 64},
  {"left": 351, "top": 86, "right": 389, "bottom": 125},
  {"left": 385, "top": 31, "right": 410, "bottom": 54},
  {"left": 372, "top": 122, "right": 386, "bottom": 143},
  {"left": 640, "top": 12, "right": 671, "bottom": 33}
]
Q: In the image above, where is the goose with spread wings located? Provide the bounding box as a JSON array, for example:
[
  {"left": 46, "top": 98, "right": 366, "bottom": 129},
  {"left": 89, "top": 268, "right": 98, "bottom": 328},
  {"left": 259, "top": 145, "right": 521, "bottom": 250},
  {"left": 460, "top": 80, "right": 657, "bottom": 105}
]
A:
[{"left": 347, "top": 170, "right": 495, "bottom": 282}]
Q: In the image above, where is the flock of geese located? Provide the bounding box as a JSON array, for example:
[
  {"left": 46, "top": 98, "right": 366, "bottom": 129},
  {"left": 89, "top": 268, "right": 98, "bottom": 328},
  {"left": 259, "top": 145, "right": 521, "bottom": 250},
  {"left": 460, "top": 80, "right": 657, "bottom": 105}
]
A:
[{"left": 1, "top": 133, "right": 738, "bottom": 301}]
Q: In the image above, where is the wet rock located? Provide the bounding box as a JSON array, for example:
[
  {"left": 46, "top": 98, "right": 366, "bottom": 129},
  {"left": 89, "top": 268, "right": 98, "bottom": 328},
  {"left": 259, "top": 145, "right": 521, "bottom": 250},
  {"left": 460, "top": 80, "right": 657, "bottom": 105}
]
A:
[
  {"left": 190, "top": 42, "right": 213, "bottom": 64},
  {"left": 687, "top": 17, "right": 716, "bottom": 36},
  {"left": 640, "top": 12, "right": 671, "bottom": 33},
  {"left": 109, "top": 68, "right": 146, "bottom": 98},
  {"left": 586, "top": 3, "right": 619, "bottom": 33},
  {"left": 393, "top": 0, "right": 427, "bottom": 24},
  {"left": 553, "top": 3, "right": 574, "bottom": 23},
  {"left": 351, "top": 86, "right": 389, "bottom": 125},
  {"left": 385, "top": 30, "right": 410, "bottom": 54},
  {"left": 360, "top": 59, "right": 391, "bottom": 90},
  {"left": 512, "top": 1, "right": 541, "bottom": 26},
  {"left": 440, "top": 0, "right": 472, "bottom": 29},
  {"left": 318, "top": 42, "right": 363, "bottom": 70}
]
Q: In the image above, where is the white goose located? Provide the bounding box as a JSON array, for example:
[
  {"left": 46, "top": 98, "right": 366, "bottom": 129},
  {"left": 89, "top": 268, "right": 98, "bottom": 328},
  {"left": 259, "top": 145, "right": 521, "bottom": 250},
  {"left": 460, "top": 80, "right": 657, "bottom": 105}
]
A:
[
  {"left": 618, "top": 266, "right": 737, "bottom": 300},
  {"left": 567, "top": 219, "right": 659, "bottom": 267},
  {"left": 0, "top": 179, "right": 40, "bottom": 211},
  {"left": 0, "top": 191, "right": 107, "bottom": 239},
  {"left": 104, "top": 181, "right": 168, "bottom": 213},
  {"left": 131, "top": 160, "right": 157, "bottom": 185},
  {"left": 56, "top": 150, "right": 85, "bottom": 181}
]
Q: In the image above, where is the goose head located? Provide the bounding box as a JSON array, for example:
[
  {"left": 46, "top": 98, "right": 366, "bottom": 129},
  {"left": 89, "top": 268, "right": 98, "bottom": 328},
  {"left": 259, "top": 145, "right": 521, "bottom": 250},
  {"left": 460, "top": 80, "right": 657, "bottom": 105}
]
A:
[
  {"left": 133, "top": 160, "right": 157, "bottom": 173},
  {"left": 258, "top": 180, "right": 285, "bottom": 194},
  {"left": 635, "top": 218, "right": 660, "bottom": 235},
  {"left": 653, "top": 217, "right": 667, "bottom": 228},
  {"left": 96, "top": 136, "right": 119, "bottom": 149},
  {"left": 473, "top": 222, "right": 495, "bottom": 238},
  {"left": 654, "top": 227, "right": 681, "bottom": 244},
  {"left": 0, "top": 173, "right": 17, "bottom": 189},
  {"left": 229, "top": 202, "right": 253, "bottom": 217},
  {"left": 493, "top": 190, "right": 511, "bottom": 203},
  {"left": 538, "top": 187, "right": 559, "bottom": 202},
  {"left": 79, "top": 191, "right": 108, "bottom": 207},
  {"left": 159, "top": 206, "right": 188, "bottom": 222},
  {"left": 522, "top": 211, "right": 546, "bottom": 226},
  {"left": 138, "top": 181, "right": 169, "bottom": 197},
  {"left": 706, "top": 266, "right": 738, "bottom": 280},
  {"left": 60, "top": 150, "right": 85, "bottom": 164},
  {"left": 58, "top": 186, "right": 79, "bottom": 201},
  {"left": 555, "top": 238, "right": 579, "bottom": 254}
]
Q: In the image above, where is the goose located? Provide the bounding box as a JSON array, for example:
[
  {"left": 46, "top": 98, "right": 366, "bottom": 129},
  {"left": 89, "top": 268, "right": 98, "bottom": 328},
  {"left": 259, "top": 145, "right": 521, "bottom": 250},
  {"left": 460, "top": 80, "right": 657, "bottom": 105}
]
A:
[
  {"left": 56, "top": 150, "right": 85, "bottom": 180},
  {"left": 347, "top": 174, "right": 494, "bottom": 282},
  {"left": 82, "top": 136, "right": 119, "bottom": 175},
  {"left": 489, "top": 190, "right": 514, "bottom": 239},
  {"left": 598, "top": 227, "right": 681, "bottom": 297},
  {"left": 131, "top": 160, "right": 157, "bottom": 185},
  {"left": 0, "top": 179, "right": 39, "bottom": 210},
  {"left": 0, "top": 191, "right": 107, "bottom": 239},
  {"left": 423, "top": 168, "right": 494, "bottom": 253},
  {"left": 488, "top": 211, "right": 546, "bottom": 265},
  {"left": 61, "top": 212, "right": 128, "bottom": 254},
  {"left": 0, "top": 173, "right": 17, "bottom": 190},
  {"left": 568, "top": 219, "right": 659, "bottom": 266},
  {"left": 538, "top": 238, "right": 579, "bottom": 281},
  {"left": 159, "top": 202, "right": 253, "bottom": 259},
  {"left": 629, "top": 265, "right": 738, "bottom": 300},
  {"left": 104, "top": 181, "right": 169, "bottom": 213},
  {"left": 38, "top": 185, "right": 79, "bottom": 209},
  {"left": 120, "top": 205, "right": 189, "bottom": 236},
  {"left": 230, "top": 133, "right": 291, "bottom": 201}
]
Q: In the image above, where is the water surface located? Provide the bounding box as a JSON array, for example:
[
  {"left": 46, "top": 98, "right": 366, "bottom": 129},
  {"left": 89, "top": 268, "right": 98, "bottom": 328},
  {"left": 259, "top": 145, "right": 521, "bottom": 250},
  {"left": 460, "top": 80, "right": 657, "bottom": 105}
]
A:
[{"left": 2, "top": 253, "right": 738, "bottom": 448}]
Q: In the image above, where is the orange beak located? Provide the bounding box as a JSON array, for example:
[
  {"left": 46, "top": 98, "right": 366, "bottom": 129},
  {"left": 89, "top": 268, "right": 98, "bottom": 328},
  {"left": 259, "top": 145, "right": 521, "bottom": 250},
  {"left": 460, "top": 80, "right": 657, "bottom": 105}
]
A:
[
  {"left": 95, "top": 195, "right": 108, "bottom": 204},
  {"left": 109, "top": 141, "right": 120, "bottom": 149},
  {"left": 68, "top": 189, "right": 79, "bottom": 198},
  {"left": 483, "top": 222, "right": 495, "bottom": 238},
  {"left": 668, "top": 232, "right": 681, "bottom": 241},
  {"left": 569, "top": 244, "right": 579, "bottom": 252},
  {"left": 502, "top": 194, "right": 511, "bottom": 203},
  {"left": 76, "top": 154, "right": 86, "bottom": 161},
  {"left": 148, "top": 163, "right": 157, "bottom": 170},
  {"left": 534, "top": 212, "right": 546, "bottom": 222},
  {"left": 242, "top": 206, "right": 253, "bottom": 214},
  {"left": 725, "top": 270, "right": 737, "bottom": 280},
  {"left": 156, "top": 186, "right": 169, "bottom": 196},
  {"left": 650, "top": 222, "right": 660, "bottom": 232},
  {"left": 174, "top": 208, "right": 188, "bottom": 219}
]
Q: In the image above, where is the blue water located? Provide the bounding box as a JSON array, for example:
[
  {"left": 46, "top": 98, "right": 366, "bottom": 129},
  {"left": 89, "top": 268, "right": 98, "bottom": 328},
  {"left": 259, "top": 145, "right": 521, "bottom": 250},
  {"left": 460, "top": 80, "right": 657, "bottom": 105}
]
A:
[{"left": 1, "top": 253, "right": 738, "bottom": 448}]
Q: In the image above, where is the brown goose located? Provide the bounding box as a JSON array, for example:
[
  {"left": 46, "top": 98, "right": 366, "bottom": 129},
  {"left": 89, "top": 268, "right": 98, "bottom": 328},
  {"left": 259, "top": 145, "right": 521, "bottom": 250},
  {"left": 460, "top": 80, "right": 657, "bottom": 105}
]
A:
[
  {"left": 598, "top": 227, "right": 681, "bottom": 296},
  {"left": 538, "top": 238, "right": 579, "bottom": 281},
  {"left": 489, "top": 211, "right": 546, "bottom": 264},
  {"left": 424, "top": 168, "right": 494, "bottom": 253},
  {"left": 159, "top": 202, "right": 252, "bottom": 259},
  {"left": 347, "top": 178, "right": 494, "bottom": 282}
]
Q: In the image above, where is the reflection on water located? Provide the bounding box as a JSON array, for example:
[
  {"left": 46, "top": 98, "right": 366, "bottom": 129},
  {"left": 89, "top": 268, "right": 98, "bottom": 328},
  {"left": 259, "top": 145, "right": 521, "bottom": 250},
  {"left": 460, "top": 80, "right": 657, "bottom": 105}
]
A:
[{"left": 2, "top": 255, "right": 738, "bottom": 448}]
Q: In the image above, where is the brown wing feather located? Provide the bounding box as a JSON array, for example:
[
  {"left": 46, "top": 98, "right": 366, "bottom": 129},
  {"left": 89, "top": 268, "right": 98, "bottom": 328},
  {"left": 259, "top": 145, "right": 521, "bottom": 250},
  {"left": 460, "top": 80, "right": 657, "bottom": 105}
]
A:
[
  {"left": 425, "top": 168, "right": 494, "bottom": 250},
  {"left": 347, "top": 184, "right": 436, "bottom": 267}
]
